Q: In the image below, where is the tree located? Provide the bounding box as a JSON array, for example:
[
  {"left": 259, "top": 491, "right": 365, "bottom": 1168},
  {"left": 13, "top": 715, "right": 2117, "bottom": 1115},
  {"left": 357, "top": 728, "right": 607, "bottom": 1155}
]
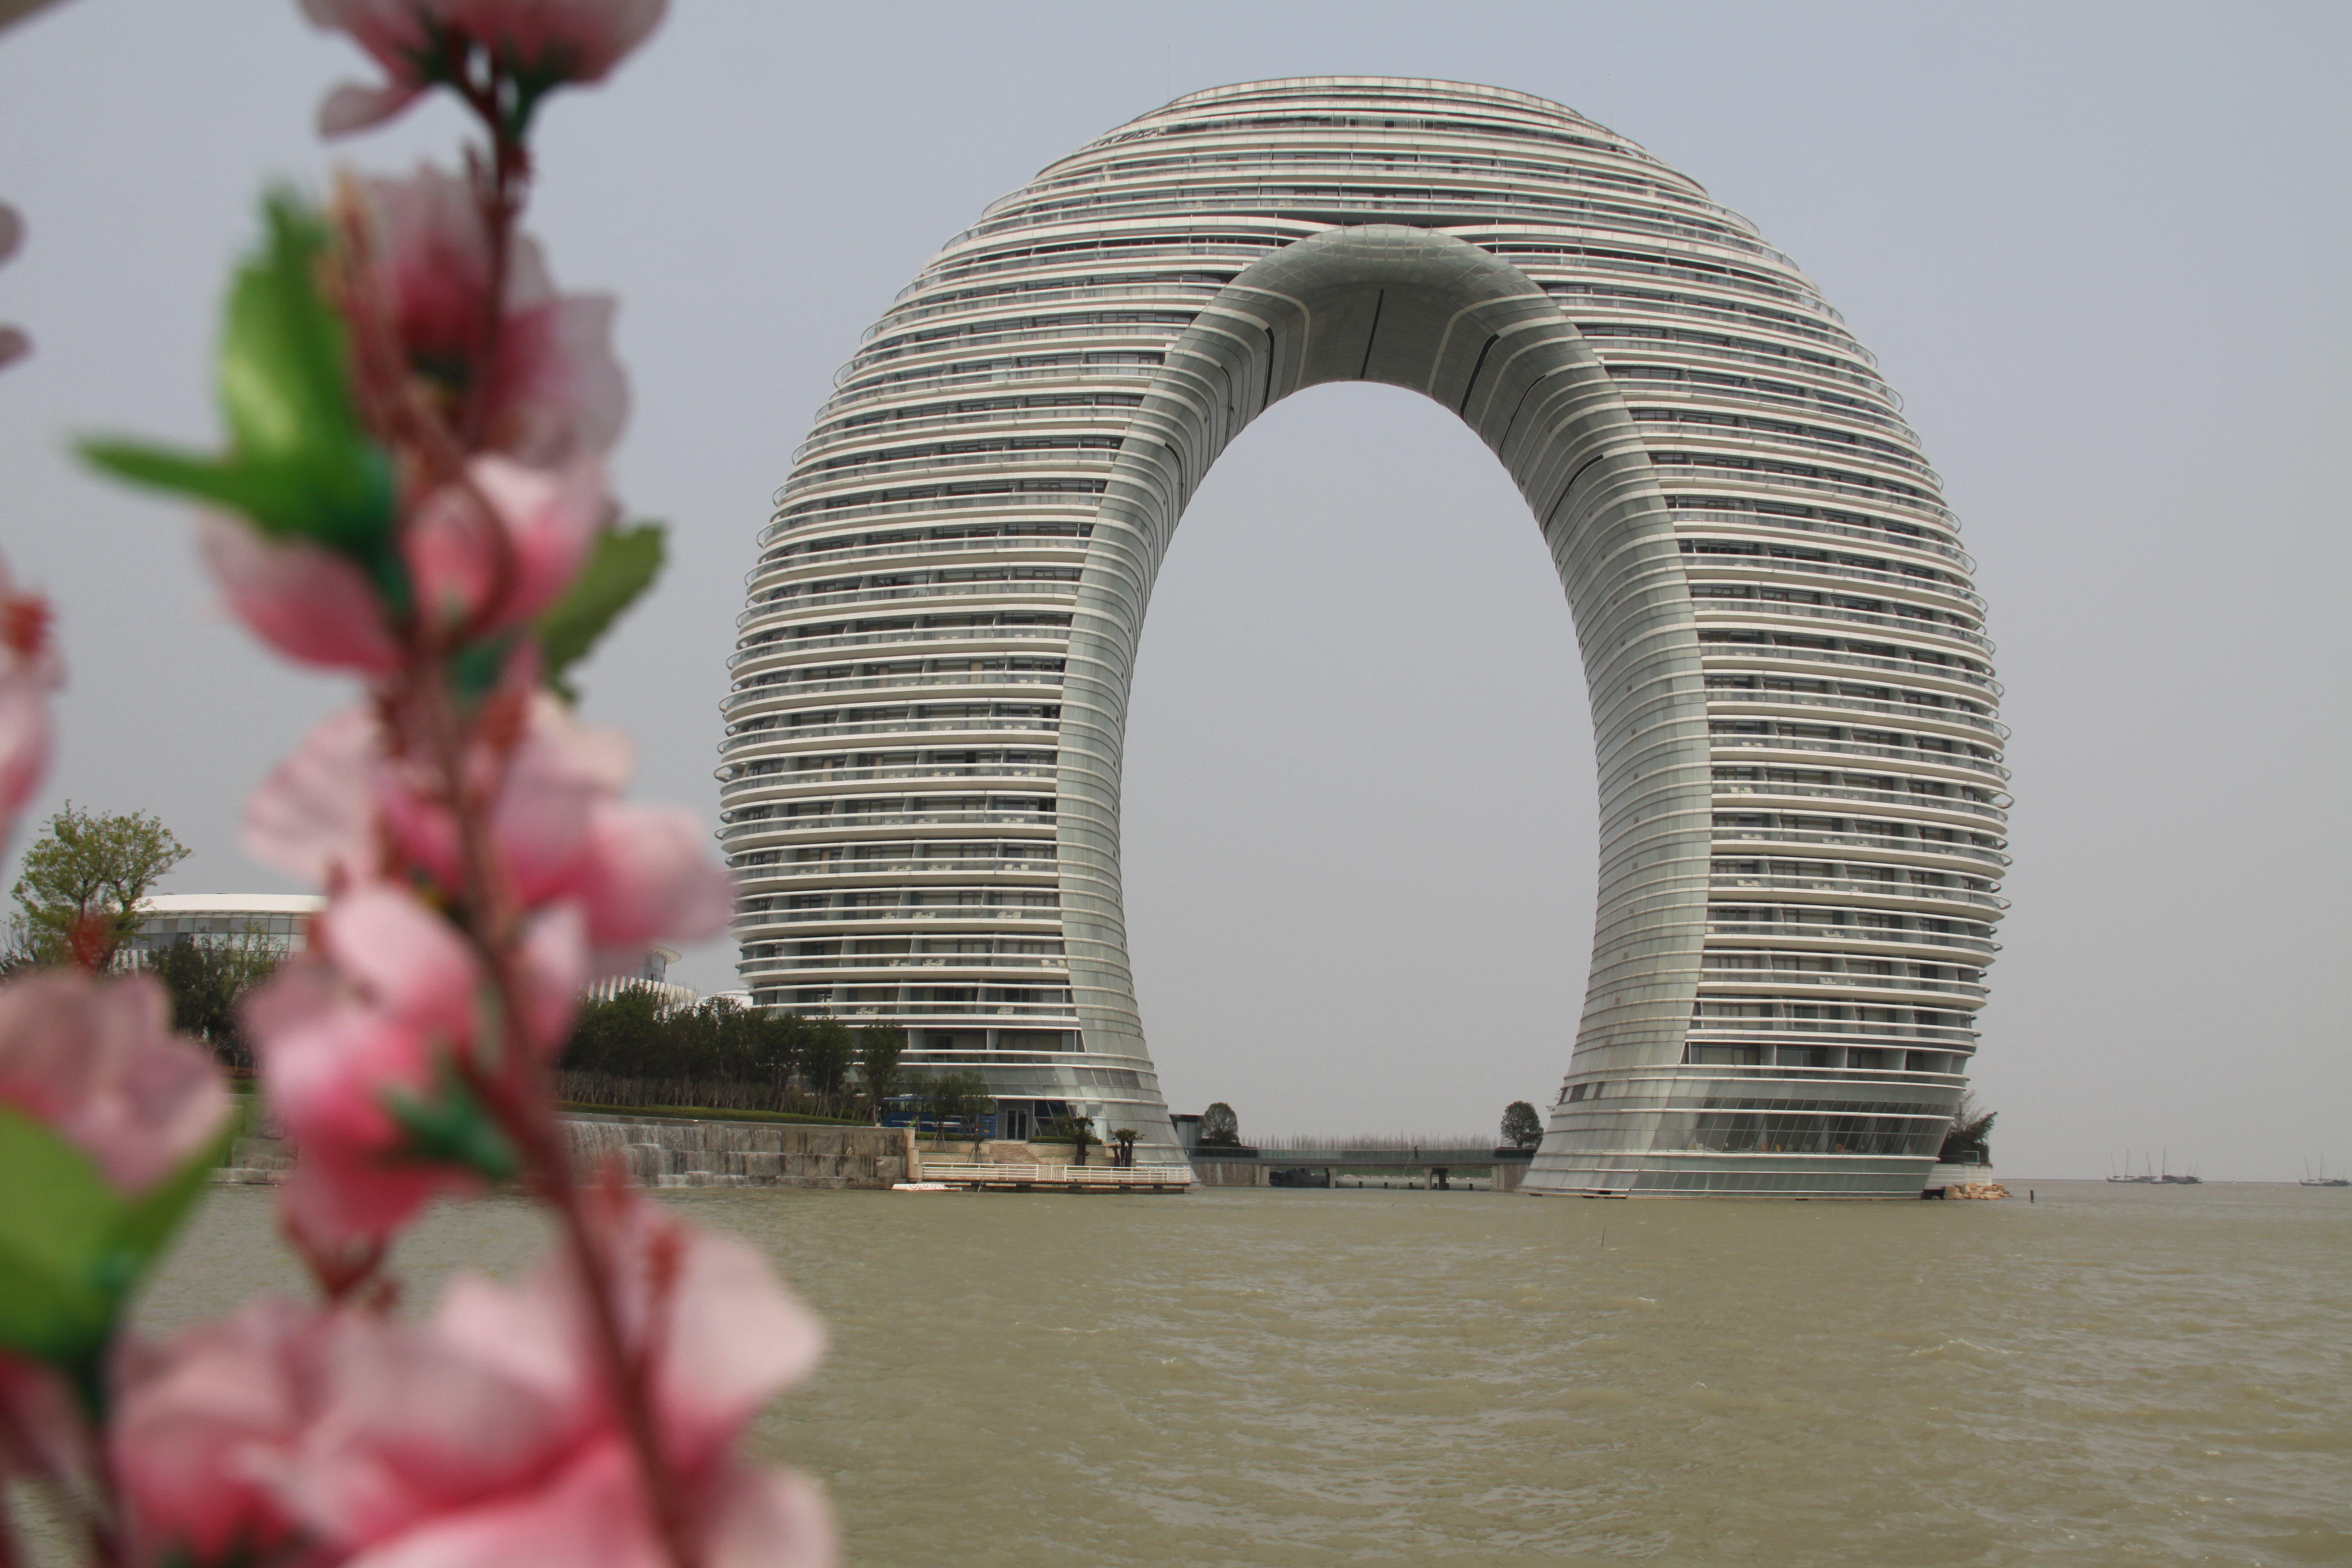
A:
[
  {"left": 798, "top": 1018, "right": 856, "bottom": 1108},
  {"left": 1940, "top": 1093, "right": 1997, "bottom": 1164},
  {"left": 558, "top": 986, "right": 670, "bottom": 1078},
  {"left": 1044, "top": 1113, "right": 1097, "bottom": 1166},
  {"left": 149, "top": 928, "right": 282, "bottom": 1073},
  {"left": 920, "top": 1070, "right": 994, "bottom": 1155},
  {"left": 1198, "top": 1101, "right": 1240, "bottom": 1147},
  {"left": 1109, "top": 1127, "right": 1138, "bottom": 1168},
  {"left": 854, "top": 1023, "right": 907, "bottom": 1123},
  {"left": 1500, "top": 1100, "right": 1543, "bottom": 1150},
  {"left": 12, "top": 802, "right": 191, "bottom": 968}
]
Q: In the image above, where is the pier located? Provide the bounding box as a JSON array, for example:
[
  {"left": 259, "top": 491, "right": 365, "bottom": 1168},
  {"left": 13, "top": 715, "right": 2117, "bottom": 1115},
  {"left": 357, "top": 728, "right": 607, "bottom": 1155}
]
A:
[
  {"left": 1188, "top": 1146, "right": 1537, "bottom": 1191},
  {"left": 907, "top": 1159, "right": 1192, "bottom": 1193}
]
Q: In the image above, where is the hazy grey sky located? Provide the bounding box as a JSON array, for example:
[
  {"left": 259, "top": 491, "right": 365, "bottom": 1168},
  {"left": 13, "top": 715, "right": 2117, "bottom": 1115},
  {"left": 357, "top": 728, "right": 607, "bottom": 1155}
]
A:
[{"left": 1, "top": 1, "right": 2344, "bottom": 1178}]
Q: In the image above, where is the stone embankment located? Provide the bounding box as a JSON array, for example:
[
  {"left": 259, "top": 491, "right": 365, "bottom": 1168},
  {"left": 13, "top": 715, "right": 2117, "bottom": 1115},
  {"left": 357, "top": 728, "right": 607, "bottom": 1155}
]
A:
[{"left": 218, "top": 1109, "right": 918, "bottom": 1191}]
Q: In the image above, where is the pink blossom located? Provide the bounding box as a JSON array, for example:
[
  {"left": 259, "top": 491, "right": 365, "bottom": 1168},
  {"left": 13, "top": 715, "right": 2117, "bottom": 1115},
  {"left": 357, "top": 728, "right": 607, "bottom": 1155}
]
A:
[
  {"left": 0, "top": 548, "right": 61, "bottom": 842},
  {"left": 484, "top": 700, "right": 732, "bottom": 957},
  {"left": 242, "top": 704, "right": 386, "bottom": 890},
  {"left": 0, "top": 201, "right": 28, "bottom": 370},
  {"left": 0, "top": 1352, "right": 88, "bottom": 1493},
  {"left": 247, "top": 696, "right": 731, "bottom": 966},
  {"left": 111, "top": 1297, "right": 328, "bottom": 1564},
  {"left": 245, "top": 885, "right": 487, "bottom": 1242},
  {"left": 363, "top": 164, "right": 627, "bottom": 467},
  {"left": 0, "top": 971, "right": 228, "bottom": 1195},
  {"left": 517, "top": 902, "right": 588, "bottom": 1053},
  {"left": 198, "top": 512, "right": 403, "bottom": 673},
  {"left": 270, "top": 1190, "right": 828, "bottom": 1568},
  {"left": 305, "top": 0, "right": 670, "bottom": 137},
  {"left": 574, "top": 801, "right": 735, "bottom": 955},
  {"left": 406, "top": 454, "right": 608, "bottom": 636},
  {"left": 373, "top": 693, "right": 731, "bottom": 960}
]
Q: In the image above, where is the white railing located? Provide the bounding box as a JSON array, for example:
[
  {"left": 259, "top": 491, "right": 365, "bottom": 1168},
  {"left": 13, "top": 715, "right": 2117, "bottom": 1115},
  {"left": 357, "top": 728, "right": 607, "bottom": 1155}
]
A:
[{"left": 914, "top": 1160, "right": 1192, "bottom": 1187}]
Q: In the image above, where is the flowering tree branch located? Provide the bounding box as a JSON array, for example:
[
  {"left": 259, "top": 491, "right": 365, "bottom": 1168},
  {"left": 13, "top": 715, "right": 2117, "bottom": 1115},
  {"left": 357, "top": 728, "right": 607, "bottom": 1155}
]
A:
[{"left": 0, "top": 5, "right": 835, "bottom": 1567}]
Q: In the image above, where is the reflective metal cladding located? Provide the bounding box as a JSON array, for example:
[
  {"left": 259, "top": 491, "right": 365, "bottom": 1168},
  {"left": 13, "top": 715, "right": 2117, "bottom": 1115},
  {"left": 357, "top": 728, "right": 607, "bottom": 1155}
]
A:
[{"left": 724, "top": 78, "right": 2009, "bottom": 1196}]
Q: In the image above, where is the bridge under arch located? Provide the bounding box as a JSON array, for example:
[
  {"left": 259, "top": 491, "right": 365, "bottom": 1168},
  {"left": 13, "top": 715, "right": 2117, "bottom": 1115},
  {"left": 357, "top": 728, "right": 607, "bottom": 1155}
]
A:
[{"left": 723, "top": 79, "right": 2009, "bottom": 1197}]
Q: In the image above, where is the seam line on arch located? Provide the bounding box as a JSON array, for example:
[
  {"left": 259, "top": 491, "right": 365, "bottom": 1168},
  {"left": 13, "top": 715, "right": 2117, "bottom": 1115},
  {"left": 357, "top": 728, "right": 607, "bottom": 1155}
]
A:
[
  {"left": 1357, "top": 291, "right": 1384, "bottom": 380},
  {"left": 1456, "top": 334, "right": 1501, "bottom": 417},
  {"left": 1543, "top": 452, "right": 1616, "bottom": 533}
]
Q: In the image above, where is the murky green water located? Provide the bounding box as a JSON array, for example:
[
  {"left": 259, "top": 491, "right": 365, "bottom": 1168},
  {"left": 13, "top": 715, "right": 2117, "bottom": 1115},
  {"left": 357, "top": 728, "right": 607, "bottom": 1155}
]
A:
[{"left": 140, "top": 1181, "right": 2351, "bottom": 1567}]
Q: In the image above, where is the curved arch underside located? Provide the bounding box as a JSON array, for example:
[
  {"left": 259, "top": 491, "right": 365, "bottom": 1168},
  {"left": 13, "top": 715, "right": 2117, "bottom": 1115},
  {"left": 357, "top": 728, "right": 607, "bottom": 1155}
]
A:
[{"left": 725, "top": 80, "right": 2009, "bottom": 1196}]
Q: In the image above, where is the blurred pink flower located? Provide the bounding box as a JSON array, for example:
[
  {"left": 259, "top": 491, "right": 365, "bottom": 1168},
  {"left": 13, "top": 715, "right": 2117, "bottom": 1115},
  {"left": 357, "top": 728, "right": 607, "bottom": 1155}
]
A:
[
  {"left": 305, "top": 0, "right": 670, "bottom": 137},
  {"left": 198, "top": 513, "right": 403, "bottom": 674},
  {"left": 242, "top": 704, "right": 387, "bottom": 890},
  {"left": 0, "top": 1351, "right": 89, "bottom": 1494},
  {"left": 245, "top": 885, "right": 488, "bottom": 1242},
  {"left": 364, "top": 165, "right": 627, "bottom": 467},
  {"left": 0, "top": 201, "right": 27, "bottom": 370},
  {"left": 111, "top": 1297, "right": 328, "bottom": 1565},
  {"left": 122, "top": 1193, "right": 828, "bottom": 1567},
  {"left": 517, "top": 901, "right": 588, "bottom": 1054},
  {"left": 343, "top": 692, "right": 730, "bottom": 963},
  {"left": 275, "top": 1189, "right": 828, "bottom": 1568},
  {"left": 0, "top": 548, "right": 61, "bottom": 842},
  {"left": 572, "top": 801, "right": 735, "bottom": 954},
  {"left": 407, "top": 454, "right": 609, "bottom": 636},
  {"left": 0, "top": 971, "right": 228, "bottom": 1195}
]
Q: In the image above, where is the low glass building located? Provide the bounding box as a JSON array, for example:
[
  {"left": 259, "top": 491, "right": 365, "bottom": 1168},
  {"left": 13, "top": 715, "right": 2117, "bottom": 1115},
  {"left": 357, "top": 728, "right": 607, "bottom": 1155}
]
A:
[{"left": 127, "top": 893, "right": 324, "bottom": 964}]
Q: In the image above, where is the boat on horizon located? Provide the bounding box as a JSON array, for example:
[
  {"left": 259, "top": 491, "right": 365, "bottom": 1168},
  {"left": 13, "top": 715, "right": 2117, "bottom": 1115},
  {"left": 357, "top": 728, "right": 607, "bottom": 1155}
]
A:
[
  {"left": 2300, "top": 1159, "right": 2350, "bottom": 1189},
  {"left": 2108, "top": 1150, "right": 2199, "bottom": 1185}
]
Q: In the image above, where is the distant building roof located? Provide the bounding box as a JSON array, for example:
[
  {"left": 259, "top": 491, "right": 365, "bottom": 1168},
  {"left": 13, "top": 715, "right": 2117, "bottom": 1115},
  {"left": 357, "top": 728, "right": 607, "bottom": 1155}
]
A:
[{"left": 138, "top": 894, "right": 326, "bottom": 915}]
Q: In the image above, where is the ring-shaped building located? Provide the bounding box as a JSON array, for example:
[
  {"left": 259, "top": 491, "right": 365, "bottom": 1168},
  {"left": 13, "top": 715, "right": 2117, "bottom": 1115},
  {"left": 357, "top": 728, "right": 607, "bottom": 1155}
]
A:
[{"left": 722, "top": 78, "right": 2009, "bottom": 1196}]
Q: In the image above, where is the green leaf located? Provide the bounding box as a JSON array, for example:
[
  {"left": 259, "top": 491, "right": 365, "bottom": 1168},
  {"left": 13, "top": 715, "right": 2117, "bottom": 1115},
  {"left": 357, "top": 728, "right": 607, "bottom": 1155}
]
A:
[
  {"left": 0, "top": 1106, "right": 221, "bottom": 1372},
  {"left": 385, "top": 1072, "right": 519, "bottom": 1184},
  {"left": 78, "top": 189, "right": 397, "bottom": 563},
  {"left": 535, "top": 522, "right": 666, "bottom": 701},
  {"left": 0, "top": 1108, "right": 122, "bottom": 1364}
]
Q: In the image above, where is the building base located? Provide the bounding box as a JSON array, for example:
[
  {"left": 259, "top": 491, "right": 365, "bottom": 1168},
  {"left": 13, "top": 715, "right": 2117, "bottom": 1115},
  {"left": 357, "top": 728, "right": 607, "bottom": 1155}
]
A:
[{"left": 1521, "top": 1152, "right": 1939, "bottom": 1199}]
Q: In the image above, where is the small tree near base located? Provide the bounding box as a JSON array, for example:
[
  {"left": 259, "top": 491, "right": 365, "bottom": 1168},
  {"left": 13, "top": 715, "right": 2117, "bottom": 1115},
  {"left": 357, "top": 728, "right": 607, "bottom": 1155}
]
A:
[
  {"left": 855, "top": 1023, "right": 907, "bottom": 1123},
  {"left": 12, "top": 802, "right": 192, "bottom": 968},
  {"left": 1109, "top": 1127, "right": 1138, "bottom": 1168},
  {"left": 1198, "top": 1101, "right": 1240, "bottom": 1147},
  {"left": 1045, "top": 1114, "right": 1097, "bottom": 1166},
  {"left": 921, "top": 1070, "right": 994, "bottom": 1155},
  {"left": 1501, "top": 1100, "right": 1543, "bottom": 1150}
]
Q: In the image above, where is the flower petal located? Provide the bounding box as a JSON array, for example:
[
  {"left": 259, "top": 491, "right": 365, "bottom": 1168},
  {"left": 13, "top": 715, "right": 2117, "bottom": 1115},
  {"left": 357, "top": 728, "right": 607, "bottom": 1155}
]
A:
[
  {"left": 652, "top": 1223, "right": 827, "bottom": 1466},
  {"left": 339, "top": 1440, "right": 664, "bottom": 1568},
  {"left": 0, "top": 971, "right": 229, "bottom": 1194},
  {"left": 706, "top": 1464, "right": 835, "bottom": 1568},
  {"left": 578, "top": 803, "right": 734, "bottom": 953},
  {"left": 0, "top": 669, "right": 53, "bottom": 837},
  {"left": 517, "top": 903, "right": 588, "bottom": 1056},
  {"left": 404, "top": 457, "right": 605, "bottom": 637},
  {"left": 243, "top": 706, "right": 383, "bottom": 887},
  {"left": 112, "top": 1297, "right": 324, "bottom": 1564},
  {"left": 199, "top": 514, "right": 400, "bottom": 672},
  {"left": 320, "top": 78, "right": 428, "bottom": 136},
  {"left": 317, "top": 886, "right": 481, "bottom": 1038}
]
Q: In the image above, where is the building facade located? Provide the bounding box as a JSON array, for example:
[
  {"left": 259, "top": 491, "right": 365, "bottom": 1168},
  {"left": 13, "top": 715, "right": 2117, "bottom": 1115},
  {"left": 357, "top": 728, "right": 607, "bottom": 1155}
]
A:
[
  {"left": 127, "top": 893, "right": 325, "bottom": 964},
  {"left": 726, "top": 78, "right": 2008, "bottom": 1192}
]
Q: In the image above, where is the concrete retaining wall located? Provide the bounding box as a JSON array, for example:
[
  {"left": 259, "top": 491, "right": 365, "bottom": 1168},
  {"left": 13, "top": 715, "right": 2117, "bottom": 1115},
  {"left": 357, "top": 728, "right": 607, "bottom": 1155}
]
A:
[
  {"left": 217, "top": 1110, "right": 918, "bottom": 1191},
  {"left": 569, "top": 1115, "right": 916, "bottom": 1189}
]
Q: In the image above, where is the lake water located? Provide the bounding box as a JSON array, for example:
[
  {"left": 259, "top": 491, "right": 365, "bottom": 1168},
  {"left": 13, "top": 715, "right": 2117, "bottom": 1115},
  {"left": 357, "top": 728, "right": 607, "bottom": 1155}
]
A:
[{"left": 139, "top": 1180, "right": 2351, "bottom": 1567}]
